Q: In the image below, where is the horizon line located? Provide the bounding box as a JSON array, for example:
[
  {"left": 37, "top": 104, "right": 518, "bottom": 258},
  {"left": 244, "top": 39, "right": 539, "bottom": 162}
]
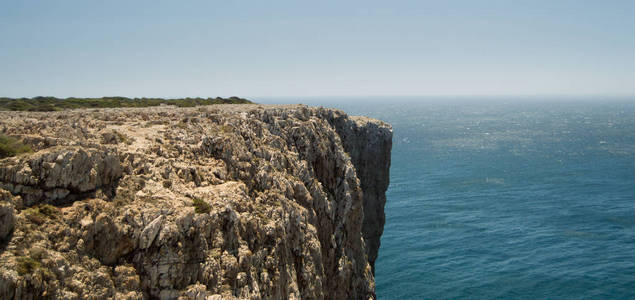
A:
[
  {"left": 3, "top": 94, "right": 635, "bottom": 100},
  {"left": 253, "top": 94, "right": 635, "bottom": 99}
]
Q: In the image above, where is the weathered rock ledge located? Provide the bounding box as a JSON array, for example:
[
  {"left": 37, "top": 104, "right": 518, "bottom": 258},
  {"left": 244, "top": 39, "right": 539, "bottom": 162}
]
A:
[{"left": 0, "top": 104, "right": 392, "bottom": 299}]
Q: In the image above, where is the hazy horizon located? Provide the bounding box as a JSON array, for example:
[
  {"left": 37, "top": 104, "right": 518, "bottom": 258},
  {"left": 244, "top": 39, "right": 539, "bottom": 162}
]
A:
[{"left": 2, "top": 1, "right": 634, "bottom": 98}]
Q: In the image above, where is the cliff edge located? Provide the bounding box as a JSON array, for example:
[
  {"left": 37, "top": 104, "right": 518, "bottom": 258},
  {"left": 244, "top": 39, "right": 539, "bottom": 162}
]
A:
[{"left": 0, "top": 104, "right": 392, "bottom": 299}]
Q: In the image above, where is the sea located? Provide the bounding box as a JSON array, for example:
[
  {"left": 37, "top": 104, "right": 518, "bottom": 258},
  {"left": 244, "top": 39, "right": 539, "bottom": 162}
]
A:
[{"left": 259, "top": 97, "right": 635, "bottom": 299}]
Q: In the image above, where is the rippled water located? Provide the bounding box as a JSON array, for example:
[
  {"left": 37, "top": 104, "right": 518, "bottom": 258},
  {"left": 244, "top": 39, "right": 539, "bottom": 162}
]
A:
[{"left": 261, "top": 97, "right": 635, "bottom": 299}]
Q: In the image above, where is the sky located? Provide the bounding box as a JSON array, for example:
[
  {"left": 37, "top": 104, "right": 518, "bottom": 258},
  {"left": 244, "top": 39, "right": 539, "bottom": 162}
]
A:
[{"left": 1, "top": 0, "right": 634, "bottom": 98}]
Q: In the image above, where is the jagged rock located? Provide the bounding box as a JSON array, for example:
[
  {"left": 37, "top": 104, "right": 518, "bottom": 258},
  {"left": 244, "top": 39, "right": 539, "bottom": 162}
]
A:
[
  {"left": 139, "top": 215, "right": 164, "bottom": 249},
  {"left": 0, "top": 147, "right": 122, "bottom": 205},
  {"left": 101, "top": 130, "right": 127, "bottom": 144},
  {"left": 0, "top": 104, "right": 392, "bottom": 299}
]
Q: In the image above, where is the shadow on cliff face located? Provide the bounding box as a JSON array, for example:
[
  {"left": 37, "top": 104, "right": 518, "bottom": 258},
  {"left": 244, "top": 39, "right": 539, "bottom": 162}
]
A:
[{"left": 0, "top": 227, "right": 13, "bottom": 253}]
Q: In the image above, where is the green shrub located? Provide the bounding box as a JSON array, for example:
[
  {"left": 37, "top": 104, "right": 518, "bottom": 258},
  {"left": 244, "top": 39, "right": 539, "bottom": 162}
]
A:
[
  {"left": 192, "top": 198, "right": 211, "bottom": 214},
  {"left": 37, "top": 204, "right": 59, "bottom": 217},
  {"left": 24, "top": 204, "right": 59, "bottom": 224},
  {"left": 0, "top": 134, "right": 32, "bottom": 158},
  {"left": 16, "top": 256, "right": 40, "bottom": 275},
  {"left": 0, "top": 96, "right": 253, "bottom": 111},
  {"left": 16, "top": 253, "right": 54, "bottom": 278}
]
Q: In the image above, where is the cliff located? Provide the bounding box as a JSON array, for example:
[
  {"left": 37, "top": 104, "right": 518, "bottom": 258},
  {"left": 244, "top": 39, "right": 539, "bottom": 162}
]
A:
[{"left": 0, "top": 104, "right": 392, "bottom": 299}]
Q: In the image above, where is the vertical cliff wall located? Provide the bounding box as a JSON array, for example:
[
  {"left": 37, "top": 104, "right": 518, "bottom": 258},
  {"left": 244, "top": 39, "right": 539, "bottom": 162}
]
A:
[
  {"left": 319, "top": 111, "right": 393, "bottom": 274},
  {"left": 0, "top": 104, "right": 392, "bottom": 299}
]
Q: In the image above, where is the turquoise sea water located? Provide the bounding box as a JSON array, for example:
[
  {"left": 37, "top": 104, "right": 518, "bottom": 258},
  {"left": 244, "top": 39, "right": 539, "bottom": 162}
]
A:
[{"left": 264, "top": 97, "right": 635, "bottom": 299}]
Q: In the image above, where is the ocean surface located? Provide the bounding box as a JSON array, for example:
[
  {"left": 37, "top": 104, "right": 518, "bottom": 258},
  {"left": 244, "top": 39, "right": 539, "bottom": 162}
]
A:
[{"left": 262, "top": 97, "right": 635, "bottom": 299}]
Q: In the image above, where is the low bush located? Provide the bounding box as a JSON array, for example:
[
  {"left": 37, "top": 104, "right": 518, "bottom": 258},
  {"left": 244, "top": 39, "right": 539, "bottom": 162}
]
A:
[
  {"left": 16, "top": 256, "right": 40, "bottom": 275},
  {"left": 0, "top": 96, "right": 253, "bottom": 111},
  {"left": 0, "top": 134, "right": 32, "bottom": 158},
  {"left": 24, "top": 204, "right": 59, "bottom": 225},
  {"left": 16, "top": 251, "right": 54, "bottom": 278},
  {"left": 192, "top": 198, "right": 211, "bottom": 214}
]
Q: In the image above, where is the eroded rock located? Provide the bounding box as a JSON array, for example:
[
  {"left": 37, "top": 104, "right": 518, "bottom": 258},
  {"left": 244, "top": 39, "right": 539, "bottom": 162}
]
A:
[
  {"left": 0, "top": 147, "right": 122, "bottom": 205},
  {"left": 0, "top": 104, "right": 392, "bottom": 299}
]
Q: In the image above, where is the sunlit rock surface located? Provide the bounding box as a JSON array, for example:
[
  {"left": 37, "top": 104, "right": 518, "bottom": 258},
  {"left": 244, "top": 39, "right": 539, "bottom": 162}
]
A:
[{"left": 0, "top": 104, "right": 391, "bottom": 299}]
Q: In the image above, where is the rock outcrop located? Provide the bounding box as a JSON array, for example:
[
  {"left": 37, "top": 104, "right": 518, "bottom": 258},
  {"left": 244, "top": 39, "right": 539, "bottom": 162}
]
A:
[
  {"left": 0, "top": 104, "right": 392, "bottom": 299},
  {"left": 0, "top": 147, "right": 123, "bottom": 206}
]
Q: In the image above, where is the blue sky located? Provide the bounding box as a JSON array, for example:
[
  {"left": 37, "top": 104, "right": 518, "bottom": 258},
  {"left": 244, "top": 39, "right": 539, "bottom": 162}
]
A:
[{"left": 1, "top": 0, "right": 634, "bottom": 98}]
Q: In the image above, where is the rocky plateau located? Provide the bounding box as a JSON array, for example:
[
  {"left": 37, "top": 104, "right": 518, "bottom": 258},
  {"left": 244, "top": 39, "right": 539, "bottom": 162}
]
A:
[{"left": 0, "top": 104, "right": 392, "bottom": 299}]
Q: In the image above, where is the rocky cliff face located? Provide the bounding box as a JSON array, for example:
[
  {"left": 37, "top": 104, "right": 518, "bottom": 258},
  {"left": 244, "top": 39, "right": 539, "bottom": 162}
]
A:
[{"left": 0, "top": 104, "right": 392, "bottom": 299}]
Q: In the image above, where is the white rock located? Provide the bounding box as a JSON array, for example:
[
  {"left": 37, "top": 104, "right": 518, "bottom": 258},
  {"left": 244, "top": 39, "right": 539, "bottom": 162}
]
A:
[{"left": 140, "top": 215, "right": 164, "bottom": 249}]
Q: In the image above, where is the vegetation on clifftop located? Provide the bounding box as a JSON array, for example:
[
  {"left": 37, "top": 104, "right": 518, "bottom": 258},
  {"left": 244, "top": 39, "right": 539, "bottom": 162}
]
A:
[
  {"left": 0, "top": 134, "right": 32, "bottom": 158},
  {"left": 0, "top": 96, "right": 252, "bottom": 111}
]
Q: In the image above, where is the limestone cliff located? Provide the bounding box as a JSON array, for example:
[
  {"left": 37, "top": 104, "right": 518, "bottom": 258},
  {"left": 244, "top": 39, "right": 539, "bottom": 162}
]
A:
[{"left": 0, "top": 104, "right": 392, "bottom": 299}]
